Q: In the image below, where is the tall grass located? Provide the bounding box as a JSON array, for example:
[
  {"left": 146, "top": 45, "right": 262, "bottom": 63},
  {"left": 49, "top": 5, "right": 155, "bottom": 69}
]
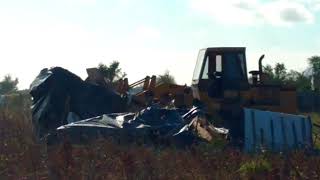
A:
[{"left": 1, "top": 94, "right": 320, "bottom": 179}]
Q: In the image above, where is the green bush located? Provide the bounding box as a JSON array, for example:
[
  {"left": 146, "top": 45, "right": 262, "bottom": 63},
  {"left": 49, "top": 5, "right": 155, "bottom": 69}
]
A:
[{"left": 239, "top": 158, "right": 272, "bottom": 179}]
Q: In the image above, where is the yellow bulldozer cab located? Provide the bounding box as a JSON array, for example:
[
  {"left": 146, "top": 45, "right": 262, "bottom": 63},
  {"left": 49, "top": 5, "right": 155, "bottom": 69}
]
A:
[{"left": 191, "top": 47, "right": 297, "bottom": 114}]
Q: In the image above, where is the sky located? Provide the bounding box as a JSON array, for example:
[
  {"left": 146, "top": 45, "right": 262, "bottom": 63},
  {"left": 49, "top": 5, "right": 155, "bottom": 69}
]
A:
[{"left": 0, "top": 0, "right": 320, "bottom": 89}]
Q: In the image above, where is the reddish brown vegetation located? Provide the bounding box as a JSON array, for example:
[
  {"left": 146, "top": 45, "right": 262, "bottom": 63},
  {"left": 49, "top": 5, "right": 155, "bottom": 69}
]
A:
[{"left": 1, "top": 105, "right": 320, "bottom": 179}]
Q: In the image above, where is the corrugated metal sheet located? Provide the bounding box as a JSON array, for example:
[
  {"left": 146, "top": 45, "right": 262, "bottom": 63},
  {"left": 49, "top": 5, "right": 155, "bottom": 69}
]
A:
[{"left": 244, "top": 108, "right": 313, "bottom": 152}]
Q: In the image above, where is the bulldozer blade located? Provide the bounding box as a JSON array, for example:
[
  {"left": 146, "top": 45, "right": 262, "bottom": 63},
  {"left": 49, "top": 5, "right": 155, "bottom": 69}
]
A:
[{"left": 244, "top": 108, "right": 313, "bottom": 152}]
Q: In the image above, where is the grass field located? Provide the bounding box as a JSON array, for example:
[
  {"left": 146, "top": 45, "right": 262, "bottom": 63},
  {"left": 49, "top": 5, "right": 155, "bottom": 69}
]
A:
[{"left": 1, "top": 94, "right": 320, "bottom": 179}]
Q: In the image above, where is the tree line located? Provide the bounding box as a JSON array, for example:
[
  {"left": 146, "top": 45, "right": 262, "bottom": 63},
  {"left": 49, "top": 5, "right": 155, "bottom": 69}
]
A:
[
  {"left": 0, "top": 61, "right": 176, "bottom": 95},
  {"left": 0, "top": 75, "right": 18, "bottom": 95},
  {"left": 1, "top": 55, "right": 320, "bottom": 95},
  {"left": 98, "top": 61, "right": 176, "bottom": 85},
  {"left": 262, "top": 56, "right": 320, "bottom": 92}
]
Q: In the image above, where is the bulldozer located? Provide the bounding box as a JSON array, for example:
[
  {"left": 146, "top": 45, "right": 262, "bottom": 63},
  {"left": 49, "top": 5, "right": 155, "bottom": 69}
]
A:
[
  {"left": 190, "top": 47, "right": 312, "bottom": 151},
  {"left": 113, "top": 47, "right": 297, "bottom": 116},
  {"left": 84, "top": 47, "right": 312, "bottom": 151},
  {"left": 116, "top": 47, "right": 311, "bottom": 151},
  {"left": 191, "top": 47, "right": 297, "bottom": 116}
]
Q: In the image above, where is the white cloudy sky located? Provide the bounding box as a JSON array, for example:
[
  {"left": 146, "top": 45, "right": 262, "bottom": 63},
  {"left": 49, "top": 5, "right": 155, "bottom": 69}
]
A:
[{"left": 0, "top": 0, "right": 320, "bottom": 88}]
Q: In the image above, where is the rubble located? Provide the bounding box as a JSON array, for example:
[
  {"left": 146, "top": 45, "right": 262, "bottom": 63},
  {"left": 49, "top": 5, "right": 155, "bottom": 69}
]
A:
[
  {"left": 47, "top": 106, "right": 228, "bottom": 147},
  {"left": 30, "top": 67, "right": 127, "bottom": 140},
  {"left": 30, "top": 67, "right": 227, "bottom": 147},
  {"left": 29, "top": 66, "right": 313, "bottom": 152}
]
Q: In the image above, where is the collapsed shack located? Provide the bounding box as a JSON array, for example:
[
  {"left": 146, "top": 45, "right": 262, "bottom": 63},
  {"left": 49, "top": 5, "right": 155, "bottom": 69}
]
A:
[
  {"left": 30, "top": 67, "right": 228, "bottom": 147},
  {"left": 30, "top": 67, "right": 127, "bottom": 140}
]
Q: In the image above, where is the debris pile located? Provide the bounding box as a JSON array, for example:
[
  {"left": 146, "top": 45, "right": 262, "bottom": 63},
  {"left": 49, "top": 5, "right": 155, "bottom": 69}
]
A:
[
  {"left": 47, "top": 106, "right": 211, "bottom": 147},
  {"left": 30, "top": 66, "right": 313, "bottom": 152},
  {"left": 30, "top": 67, "right": 127, "bottom": 139},
  {"left": 30, "top": 67, "right": 227, "bottom": 147}
]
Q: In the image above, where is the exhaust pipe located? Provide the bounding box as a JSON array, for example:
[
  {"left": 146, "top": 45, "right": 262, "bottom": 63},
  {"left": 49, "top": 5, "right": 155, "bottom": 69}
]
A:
[{"left": 259, "top": 54, "right": 265, "bottom": 74}]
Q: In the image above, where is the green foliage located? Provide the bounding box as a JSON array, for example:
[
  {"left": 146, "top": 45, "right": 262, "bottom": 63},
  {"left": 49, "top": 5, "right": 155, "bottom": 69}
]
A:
[
  {"left": 157, "top": 70, "right": 176, "bottom": 84},
  {"left": 263, "top": 64, "right": 274, "bottom": 78},
  {"left": 197, "top": 139, "right": 227, "bottom": 154},
  {"left": 274, "top": 63, "right": 287, "bottom": 82},
  {"left": 308, "top": 56, "right": 320, "bottom": 75},
  {"left": 262, "top": 56, "right": 320, "bottom": 92},
  {"left": 263, "top": 63, "right": 312, "bottom": 92},
  {"left": 286, "top": 70, "right": 312, "bottom": 91},
  {"left": 263, "top": 63, "right": 287, "bottom": 84},
  {"left": 239, "top": 158, "right": 272, "bottom": 178},
  {"left": 307, "top": 112, "right": 320, "bottom": 149},
  {"left": 0, "top": 75, "right": 19, "bottom": 95},
  {"left": 308, "top": 56, "right": 320, "bottom": 91},
  {"left": 98, "top": 61, "right": 127, "bottom": 83}
]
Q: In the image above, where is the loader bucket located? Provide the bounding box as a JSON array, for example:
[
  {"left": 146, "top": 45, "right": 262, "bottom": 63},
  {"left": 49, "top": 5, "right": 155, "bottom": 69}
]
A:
[{"left": 244, "top": 108, "right": 313, "bottom": 152}]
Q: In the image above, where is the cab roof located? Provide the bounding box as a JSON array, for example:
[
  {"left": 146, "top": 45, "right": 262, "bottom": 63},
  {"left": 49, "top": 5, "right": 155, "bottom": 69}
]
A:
[{"left": 201, "top": 47, "right": 246, "bottom": 52}]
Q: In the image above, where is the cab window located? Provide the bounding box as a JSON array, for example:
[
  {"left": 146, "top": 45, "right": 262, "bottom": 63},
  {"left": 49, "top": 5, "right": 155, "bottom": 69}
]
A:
[
  {"left": 216, "top": 55, "right": 222, "bottom": 72},
  {"left": 201, "top": 56, "right": 209, "bottom": 79},
  {"left": 192, "top": 49, "right": 206, "bottom": 80},
  {"left": 224, "top": 53, "right": 246, "bottom": 80}
]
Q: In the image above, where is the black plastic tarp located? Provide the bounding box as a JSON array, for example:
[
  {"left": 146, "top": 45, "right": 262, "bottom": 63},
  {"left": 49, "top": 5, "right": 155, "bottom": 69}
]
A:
[
  {"left": 30, "top": 67, "right": 127, "bottom": 139},
  {"left": 47, "top": 106, "right": 204, "bottom": 147}
]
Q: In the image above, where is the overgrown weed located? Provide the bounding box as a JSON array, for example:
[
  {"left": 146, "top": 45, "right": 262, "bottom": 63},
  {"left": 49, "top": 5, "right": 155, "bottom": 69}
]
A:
[{"left": 1, "top": 95, "right": 320, "bottom": 179}]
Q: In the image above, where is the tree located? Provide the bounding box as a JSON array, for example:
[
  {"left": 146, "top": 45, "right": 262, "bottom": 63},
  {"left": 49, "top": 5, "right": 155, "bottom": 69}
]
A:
[
  {"left": 308, "top": 56, "right": 320, "bottom": 91},
  {"left": 274, "top": 63, "right": 287, "bottom": 82},
  {"left": 158, "top": 70, "right": 176, "bottom": 84},
  {"left": 263, "top": 65, "right": 274, "bottom": 79},
  {"left": 0, "top": 75, "right": 19, "bottom": 95},
  {"left": 98, "top": 61, "right": 127, "bottom": 83},
  {"left": 286, "top": 70, "right": 312, "bottom": 91},
  {"left": 262, "top": 63, "right": 311, "bottom": 91},
  {"left": 263, "top": 63, "right": 287, "bottom": 84}
]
